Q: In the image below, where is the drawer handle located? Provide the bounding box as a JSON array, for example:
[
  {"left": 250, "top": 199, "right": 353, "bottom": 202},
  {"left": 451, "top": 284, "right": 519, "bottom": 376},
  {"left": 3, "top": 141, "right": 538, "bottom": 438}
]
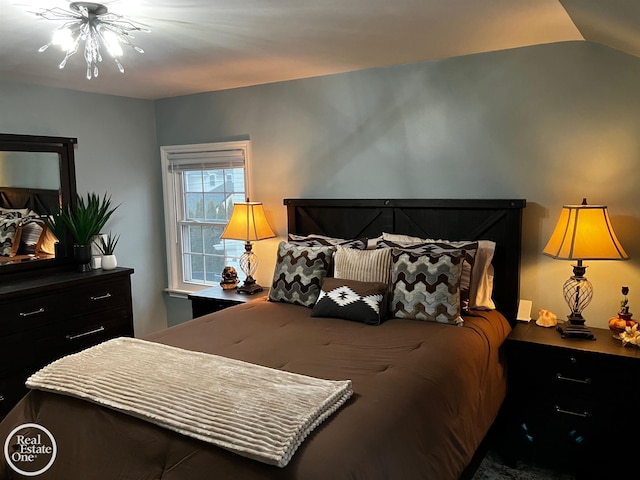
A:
[
  {"left": 66, "top": 326, "right": 105, "bottom": 341},
  {"left": 0, "top": 395, "right": 5, "bottom": 403},
  {"left": 90, "top": 293, "right": 112, "bottom": 301},
  {"left": 556, "top": 373, "right": 592, "bottom": 385},
  {"left": 555, "top": 405, "right": 590, "bottom": 418},
  {"left": 19, "top": 307, "right": 45, "bottom": 317}
]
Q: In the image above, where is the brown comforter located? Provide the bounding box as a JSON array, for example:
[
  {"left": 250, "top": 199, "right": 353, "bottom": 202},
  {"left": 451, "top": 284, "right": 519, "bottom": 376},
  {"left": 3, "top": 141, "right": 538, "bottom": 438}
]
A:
[{"left": 0, "top": 299, "right": 511, "bottom": 480}]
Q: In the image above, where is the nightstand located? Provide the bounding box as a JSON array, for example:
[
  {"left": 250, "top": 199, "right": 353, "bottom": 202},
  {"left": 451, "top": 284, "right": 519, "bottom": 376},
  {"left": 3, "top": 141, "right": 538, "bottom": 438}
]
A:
[
  {"left": 188, "top": 285, "right": 268, "bottom": 318},
  {"left": 501, "top": 322, "right": 639, "bottom": 478}
]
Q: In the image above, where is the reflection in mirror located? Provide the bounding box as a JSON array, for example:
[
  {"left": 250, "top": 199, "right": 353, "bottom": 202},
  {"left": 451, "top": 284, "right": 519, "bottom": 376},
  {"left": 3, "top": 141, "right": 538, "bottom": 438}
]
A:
[
  {"left": 0, "top": 134, "right": 77, "bottom": 274},
  {"left": 0, "top": 151, "right": 61, "bottom": 190}
]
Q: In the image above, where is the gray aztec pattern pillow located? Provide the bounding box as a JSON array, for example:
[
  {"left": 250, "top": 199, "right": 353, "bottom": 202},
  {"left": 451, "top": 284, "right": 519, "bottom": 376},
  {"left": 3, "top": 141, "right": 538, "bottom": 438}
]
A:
[
  {"left": 269, "top": 242, "right": 334, "bottom": 307},
  {"left": 390, "top": 248, "right": 464, "bottom": 325},
  {"left": 312, "top": 278, "right": 388, "bottom": 325},
  {"left": 288, "top": 234, "right": 368, "bottom": 250}
]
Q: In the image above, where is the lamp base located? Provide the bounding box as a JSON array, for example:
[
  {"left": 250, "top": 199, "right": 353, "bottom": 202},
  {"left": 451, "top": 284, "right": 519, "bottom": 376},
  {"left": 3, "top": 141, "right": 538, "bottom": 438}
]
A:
[
  {"left": 556, "top": 322, "right": 596, "bottom": 340},
  {"left": 236, "top": 276, "right": 264, "bottom": 295}
]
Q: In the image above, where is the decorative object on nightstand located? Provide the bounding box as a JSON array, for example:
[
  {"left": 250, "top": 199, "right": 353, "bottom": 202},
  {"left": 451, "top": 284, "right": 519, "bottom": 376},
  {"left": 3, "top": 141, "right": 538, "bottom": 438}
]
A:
[
  {"left": 609, "top": 286, "right": 639, "bottom": 345},
  {"left": 220, "top": 200, "right": 276, "bottom": 294},
  {"left": 220, "top": 266, "right": 239, "bottom": 290},
  {"left": 542, "top": 198, "right": 629, "bottom": 339},
  {"left": 535, "top": 309, "right": 557, "bottom": 328}
]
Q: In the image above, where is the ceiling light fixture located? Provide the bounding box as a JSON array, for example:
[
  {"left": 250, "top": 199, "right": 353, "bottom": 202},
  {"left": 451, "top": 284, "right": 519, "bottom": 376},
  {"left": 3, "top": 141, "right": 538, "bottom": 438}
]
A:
[{"left": 33, "top": 2, "right": 149, "bottom": 80}]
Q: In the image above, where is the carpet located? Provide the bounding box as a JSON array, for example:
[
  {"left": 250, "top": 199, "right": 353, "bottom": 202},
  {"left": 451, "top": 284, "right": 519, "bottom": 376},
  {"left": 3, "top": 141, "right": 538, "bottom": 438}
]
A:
[{"left": 472, "top": 451, "right": 575, "bottom": 480}]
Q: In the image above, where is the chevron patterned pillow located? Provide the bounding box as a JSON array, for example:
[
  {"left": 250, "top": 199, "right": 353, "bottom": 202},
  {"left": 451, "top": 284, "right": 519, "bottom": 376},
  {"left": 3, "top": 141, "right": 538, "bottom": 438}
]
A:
[
  {"left": 389, "top": 248, "right": 464, "bottom": 325},
  {"left": 269, "top": 242, "right": 334, "bottom": 307}
]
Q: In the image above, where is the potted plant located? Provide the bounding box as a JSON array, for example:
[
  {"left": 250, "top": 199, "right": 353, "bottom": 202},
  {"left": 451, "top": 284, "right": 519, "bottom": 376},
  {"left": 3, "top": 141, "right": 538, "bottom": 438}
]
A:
[
  {"left": 62, "top": 192, "right": 119, "bottom": 271},
  {"left": 97, "top": 232, "right": 120, "bottom": 270}
]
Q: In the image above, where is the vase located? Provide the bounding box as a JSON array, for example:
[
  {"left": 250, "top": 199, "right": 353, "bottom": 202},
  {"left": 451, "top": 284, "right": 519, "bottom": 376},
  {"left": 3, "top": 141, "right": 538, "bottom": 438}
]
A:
[
  {"left": 73, "top": 244, "right": 93, "bottom": 272},
  {"left": 101, "top": 254, "right": 117, "bottom": 271}
]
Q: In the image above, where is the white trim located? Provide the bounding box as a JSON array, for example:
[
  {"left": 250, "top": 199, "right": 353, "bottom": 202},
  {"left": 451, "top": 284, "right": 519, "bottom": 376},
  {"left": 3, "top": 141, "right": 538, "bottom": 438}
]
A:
[{"left": 160, "top": 140, "right": 252, "bottom": 293}]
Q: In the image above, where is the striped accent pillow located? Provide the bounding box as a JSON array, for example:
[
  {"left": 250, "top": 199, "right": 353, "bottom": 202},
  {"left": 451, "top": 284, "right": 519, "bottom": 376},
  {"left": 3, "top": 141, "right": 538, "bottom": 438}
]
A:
[
  {"left": 389, "top": 249, "right": 464, "bottom": 325},
  {"left": 334, "top": 246, "right": 392, "bottom": 285}
]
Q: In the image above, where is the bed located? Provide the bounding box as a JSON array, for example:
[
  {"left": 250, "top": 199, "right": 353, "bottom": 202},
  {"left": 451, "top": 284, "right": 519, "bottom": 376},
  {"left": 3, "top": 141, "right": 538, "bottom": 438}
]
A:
[
  {"left": 0, "top": 198, "right": 525, "bottom": 480},
  {"left": 0, "top": 187, "right": 60, "bottom": 265}
]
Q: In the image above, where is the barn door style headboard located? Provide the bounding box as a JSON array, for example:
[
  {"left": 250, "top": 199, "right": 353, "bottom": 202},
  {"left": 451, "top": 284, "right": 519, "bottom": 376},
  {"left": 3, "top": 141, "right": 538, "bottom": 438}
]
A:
[{"left": 284, "top": 198, "right": 526, "bottom": 323}]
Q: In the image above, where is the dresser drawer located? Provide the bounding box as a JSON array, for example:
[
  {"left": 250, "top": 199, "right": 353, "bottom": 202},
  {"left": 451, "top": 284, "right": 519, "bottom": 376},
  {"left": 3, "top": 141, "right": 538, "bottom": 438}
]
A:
[
  {"left": 0, "top": 293, "right": 67, "bottom": 334},
  {"left": 0, "top": 331, "right": 36, "bottom": 377},
  {"left": 72, "top": 278, "right": 131, "bottom": 316},
  {"left": 35, "top": 309, "right": 133, "bottom": 365},
  {"left": 0, "top": 372, "right": 30, "bottom": 419}
]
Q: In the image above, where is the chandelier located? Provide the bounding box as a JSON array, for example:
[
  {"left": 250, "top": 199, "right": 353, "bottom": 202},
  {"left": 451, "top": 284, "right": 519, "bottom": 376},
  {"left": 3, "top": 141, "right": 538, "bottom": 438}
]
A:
[{"left": 33, "top": 2, "right": 149, "bottom": 80}]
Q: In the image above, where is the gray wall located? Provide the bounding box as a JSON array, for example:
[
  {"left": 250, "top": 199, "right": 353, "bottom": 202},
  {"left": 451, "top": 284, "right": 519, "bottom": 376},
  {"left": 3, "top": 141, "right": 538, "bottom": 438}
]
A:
[
  {"left": 2, "top": 39, "right": 639, "bottom": 332},
  {"left": 157, "top": 41, "right": 640, "bottom": 329},
  {"left": 0, "top": 80, "right": 168, "bottom": 336}
]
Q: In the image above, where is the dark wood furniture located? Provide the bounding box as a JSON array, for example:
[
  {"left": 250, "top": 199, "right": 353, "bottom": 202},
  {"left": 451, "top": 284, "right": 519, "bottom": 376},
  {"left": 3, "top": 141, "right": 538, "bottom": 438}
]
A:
[
  {"left": 0, "top": 134, "right": 78, "bottom": 275},
  {"left": 189, "top": 285, "right": 268, "bottom": 318},
  {"left": 0, "top": 267, "right": 134, "bottom": 419},
  {"left": 501, "top": 322, "right": 639, "bottom": 478},
  {"left": 285, "top": 198, "right": 525, "bottom": 322}
]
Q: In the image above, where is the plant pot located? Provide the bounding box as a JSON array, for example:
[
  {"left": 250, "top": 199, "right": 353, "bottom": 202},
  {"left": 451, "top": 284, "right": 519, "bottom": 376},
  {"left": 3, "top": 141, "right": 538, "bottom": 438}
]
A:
[
  {"left": 73, "top": 244, "right": 93, "bottom": 272},
  {"left": 54, "top": 242, "right": 67, "bottom": 259},
  {"left": 101, "top": 254, "right": 117, "bottom": 271}
]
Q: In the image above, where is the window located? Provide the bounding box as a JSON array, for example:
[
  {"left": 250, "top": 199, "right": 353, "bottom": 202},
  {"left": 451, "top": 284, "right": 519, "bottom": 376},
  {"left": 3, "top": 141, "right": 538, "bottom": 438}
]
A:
[{"left": 161, "top": 141, "right": 252, "bottom": 295}]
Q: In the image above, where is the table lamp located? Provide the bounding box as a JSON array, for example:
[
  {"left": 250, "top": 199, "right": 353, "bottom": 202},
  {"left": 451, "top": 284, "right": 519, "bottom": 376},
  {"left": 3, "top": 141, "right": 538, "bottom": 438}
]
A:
[
  {"left": 542, "top": 199, "right": 629, "bottom": 339},
  {"left": 220, "top": 200, "right": 276, "bottom": 294}
]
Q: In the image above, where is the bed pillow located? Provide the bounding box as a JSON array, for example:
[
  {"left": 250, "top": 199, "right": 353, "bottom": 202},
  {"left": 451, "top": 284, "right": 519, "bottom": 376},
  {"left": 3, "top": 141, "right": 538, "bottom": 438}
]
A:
[
  {"left": 288, "top": 234, "right": 368, "bottom": 250},
  {"left": 18, "top": 217, "right": 46, "bottom": 255},
  {"left": 311, "top": 278, "right": 388, "bottom": 325},
  {"left": 0, "top": 217, "right": 23, "bottom": 257},
  {"left": 334, "top": 246, "right": 392, "bottom": 284},
  {"left": 389, "top": 248, "right": 464, "bottom": 325},
  {"left": 0, "top": 208, "right": 29, "bottom": 218},
  {"left": 377, "top": 238, "right": 496, "bottom": 310},
  {"left": 269, "top": 242, "right": 334, "bottom": 307}
]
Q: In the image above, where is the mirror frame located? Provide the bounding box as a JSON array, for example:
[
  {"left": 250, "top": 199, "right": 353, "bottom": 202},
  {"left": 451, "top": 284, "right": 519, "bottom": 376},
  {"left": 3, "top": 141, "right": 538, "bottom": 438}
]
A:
[{"left": 0, "top": 133, "right": 77, "bottom": 275}]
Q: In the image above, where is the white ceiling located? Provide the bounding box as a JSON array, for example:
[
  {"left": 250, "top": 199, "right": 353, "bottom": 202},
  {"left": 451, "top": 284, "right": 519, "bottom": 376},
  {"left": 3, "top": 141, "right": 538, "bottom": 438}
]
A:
[{"left": 0, "top": 0, "right": 638, "bottom": 100}]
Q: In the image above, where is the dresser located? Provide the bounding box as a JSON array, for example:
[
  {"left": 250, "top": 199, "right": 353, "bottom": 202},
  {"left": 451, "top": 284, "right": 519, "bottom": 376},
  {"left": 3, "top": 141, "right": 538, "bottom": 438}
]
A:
[
  {"left": 502, "top": 322, "right": 639, "bottom": 478},
  {"left": 0, "top": 267, "right": 134, "bottom": 419}
]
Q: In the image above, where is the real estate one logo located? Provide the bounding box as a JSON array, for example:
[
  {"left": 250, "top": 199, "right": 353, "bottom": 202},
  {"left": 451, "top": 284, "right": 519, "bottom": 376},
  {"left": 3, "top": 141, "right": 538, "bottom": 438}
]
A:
[{"left": 3, "top": 423, "right": 57, "bottom": 476}]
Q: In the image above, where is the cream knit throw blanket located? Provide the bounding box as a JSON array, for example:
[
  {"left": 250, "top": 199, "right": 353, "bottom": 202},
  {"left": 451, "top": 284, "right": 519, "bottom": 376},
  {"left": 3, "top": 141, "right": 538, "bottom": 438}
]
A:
[{"left": 26, "top": 337, "right": 353, "bottom": 467}]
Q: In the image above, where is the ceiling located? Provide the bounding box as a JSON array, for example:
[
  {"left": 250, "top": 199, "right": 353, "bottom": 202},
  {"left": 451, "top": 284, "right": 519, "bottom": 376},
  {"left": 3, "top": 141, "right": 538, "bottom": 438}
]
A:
[{"left": 0, "top": 0, "right": 639, "bottom": 100}]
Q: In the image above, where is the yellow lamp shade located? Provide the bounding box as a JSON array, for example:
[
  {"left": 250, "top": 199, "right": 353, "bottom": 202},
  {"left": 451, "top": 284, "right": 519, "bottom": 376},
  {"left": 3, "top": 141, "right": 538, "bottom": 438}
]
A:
[
  {"left": 220, "top": 202, "right": 275, "bottom": 242},
  {"left": 543, "top": 201, "right": 628, "bottom": 261}
]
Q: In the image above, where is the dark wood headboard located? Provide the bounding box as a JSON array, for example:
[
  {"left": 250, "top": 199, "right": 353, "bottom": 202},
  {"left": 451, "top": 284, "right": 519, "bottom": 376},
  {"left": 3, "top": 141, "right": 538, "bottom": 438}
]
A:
[
  {"left": 0, "top": 187, "right": 60, "bottom": 214},
  {"left": 284, "top": 198, "right": 526, "bottom": 323}
]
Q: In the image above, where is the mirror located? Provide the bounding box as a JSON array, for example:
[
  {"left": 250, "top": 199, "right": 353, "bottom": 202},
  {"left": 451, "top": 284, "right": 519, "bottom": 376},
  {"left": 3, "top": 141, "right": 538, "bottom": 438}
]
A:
[{"left": 0, "top": 133, "right": 77, "bottom": 275}]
